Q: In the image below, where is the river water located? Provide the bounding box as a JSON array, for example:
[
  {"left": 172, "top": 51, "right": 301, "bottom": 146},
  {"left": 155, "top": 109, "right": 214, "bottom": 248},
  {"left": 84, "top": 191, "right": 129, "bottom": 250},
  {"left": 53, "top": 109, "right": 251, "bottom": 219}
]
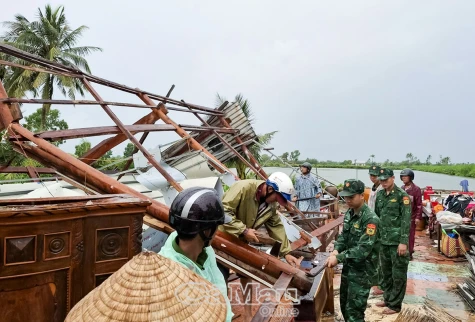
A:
[{"left": 260, "top": 167, "right": 474, "bottom": 191}]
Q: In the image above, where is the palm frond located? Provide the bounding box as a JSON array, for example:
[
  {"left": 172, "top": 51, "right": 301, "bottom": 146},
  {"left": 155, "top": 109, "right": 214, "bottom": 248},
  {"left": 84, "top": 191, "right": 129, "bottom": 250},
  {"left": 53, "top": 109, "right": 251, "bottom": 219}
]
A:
[
  {"left": 1, "top": 4, "right": 101, "bottom": 130},
  {"left": 59, "top": 26, "right": 89, "bottom": 48},
  {"left": 215, "top": 93, "right": 227, "bottom": 108},
  {"left": 234, "top": 93, "right": 253, "bottom": 123}
]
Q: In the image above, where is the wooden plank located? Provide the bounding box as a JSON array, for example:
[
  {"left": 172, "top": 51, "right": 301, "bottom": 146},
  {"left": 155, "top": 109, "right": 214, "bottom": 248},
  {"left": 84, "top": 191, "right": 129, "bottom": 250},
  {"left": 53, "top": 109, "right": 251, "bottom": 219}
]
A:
[
  {"left": 143, "top": 214, "right": 174, "bottom": 234},
  {"left": 0, "top": 194, "right": 131, "bottom": 206},
  {"left": 291, "top": 216, "right": 344, "bottom": 250},
  {"left": 250, "top": 273, "right": 293, "bottom": 322}
]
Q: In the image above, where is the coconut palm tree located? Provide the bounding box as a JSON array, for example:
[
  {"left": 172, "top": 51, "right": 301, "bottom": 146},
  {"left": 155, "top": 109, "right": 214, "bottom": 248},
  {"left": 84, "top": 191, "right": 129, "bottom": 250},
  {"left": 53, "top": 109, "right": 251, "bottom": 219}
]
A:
[
  {"left": 1, "top": 4, "right": 102, "bottom": 130},
  {"left": 215, "top": 93, "right": 276, "bottom": 179}
]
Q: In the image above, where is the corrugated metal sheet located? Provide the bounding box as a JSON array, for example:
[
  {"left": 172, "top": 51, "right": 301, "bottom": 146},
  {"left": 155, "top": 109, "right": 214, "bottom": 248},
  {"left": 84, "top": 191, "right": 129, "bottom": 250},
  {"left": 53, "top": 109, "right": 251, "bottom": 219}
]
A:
[{"left": 162, "top": 102, "right": 258, "bottom": 165}]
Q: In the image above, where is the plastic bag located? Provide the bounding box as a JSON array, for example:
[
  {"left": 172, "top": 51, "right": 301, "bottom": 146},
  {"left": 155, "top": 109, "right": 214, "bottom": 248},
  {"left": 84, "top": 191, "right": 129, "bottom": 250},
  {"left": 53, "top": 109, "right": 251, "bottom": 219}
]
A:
[{"left": 436, "top": 211, "right": 463, "bottom": 225}]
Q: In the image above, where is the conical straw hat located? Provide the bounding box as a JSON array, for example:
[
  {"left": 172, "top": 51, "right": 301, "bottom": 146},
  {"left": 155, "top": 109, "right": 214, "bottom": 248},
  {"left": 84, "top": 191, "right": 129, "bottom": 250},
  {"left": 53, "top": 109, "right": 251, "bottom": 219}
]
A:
[{"left": 66, "top": 251, "right": 227, "bottom": 322}]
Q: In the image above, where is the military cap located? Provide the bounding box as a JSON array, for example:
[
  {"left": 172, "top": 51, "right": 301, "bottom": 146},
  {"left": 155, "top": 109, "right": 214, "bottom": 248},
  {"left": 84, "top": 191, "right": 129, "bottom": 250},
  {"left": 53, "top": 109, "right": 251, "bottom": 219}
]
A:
[
  {"left": 368, "top": 165, "right": 381, "bottom": 175},
  {"left": 378, "top": 168, "right": 394, "bottom": 180},
  {"left": 339, "top": 179, "right": 365, "bottom": 197}
]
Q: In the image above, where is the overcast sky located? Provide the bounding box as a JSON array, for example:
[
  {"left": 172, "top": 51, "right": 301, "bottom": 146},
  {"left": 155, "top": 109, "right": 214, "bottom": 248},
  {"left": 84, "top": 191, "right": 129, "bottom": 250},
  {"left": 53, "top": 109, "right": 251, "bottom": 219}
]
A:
[{"left": 2, "top": 1, "right": 475, "bottom": 164}]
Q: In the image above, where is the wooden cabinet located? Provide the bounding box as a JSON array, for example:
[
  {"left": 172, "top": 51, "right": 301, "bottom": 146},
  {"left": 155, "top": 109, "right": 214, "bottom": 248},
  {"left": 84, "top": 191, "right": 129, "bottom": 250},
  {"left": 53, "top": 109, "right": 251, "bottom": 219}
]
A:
[{"left": 0, "top": 195, "right": 150, "bottom": 322}]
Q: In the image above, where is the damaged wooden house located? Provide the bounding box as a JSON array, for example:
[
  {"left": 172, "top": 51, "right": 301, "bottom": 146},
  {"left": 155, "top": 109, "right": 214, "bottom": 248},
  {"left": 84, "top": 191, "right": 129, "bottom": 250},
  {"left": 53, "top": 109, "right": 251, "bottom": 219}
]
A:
[{"left": 0, "top": 43, "right": 343, "bottom": 322}]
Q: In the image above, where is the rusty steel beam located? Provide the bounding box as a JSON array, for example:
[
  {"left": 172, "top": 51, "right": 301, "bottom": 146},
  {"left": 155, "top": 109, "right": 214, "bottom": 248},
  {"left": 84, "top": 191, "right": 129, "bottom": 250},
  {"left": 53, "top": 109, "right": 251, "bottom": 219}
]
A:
[
  {"left": 30, "top": 124, "right": 236, "bottom": 142},
  {"left": 0, "top": 59, "right": 75, "bottom": 78},
  {"left": 79, "top": 111, "right": 161, "bottom": 165},
  {"left": 0, "top": 44, "right": 224, "bottom": 115},
  {"left": 8, "top": 124, "right": 312, "bottom": 292},
  {"left": 218, "top": 114, "right": 268, "bottom": 179},
  {"left": 25, "top": 166, "right": 39, "bottom": 181},
  {"left": 116, "top": 131, "right": 148, "bottom": 181},
  {"left": 181, "top": 99, "right": 265, "bottom": 181},
  {"left": 0, "top": 98, "right": 222, "bottom": 116},
  {"left": 137, "top": 94, "right": 238, "bottom": 179},
  {"left": 117, "top": 85, "right": 175, "bottom": 180},
  {"left": 35, "top": 124, "right": 175, "bottom": 141},
  {"left": 81, "top": 79, "right": 183, "bottom": 192},
  {"left": 0, "top": 82, "right": 13, "bottom": 130},
  {"left": 0, "top": 166, "right": 56, "bottom": 174}
]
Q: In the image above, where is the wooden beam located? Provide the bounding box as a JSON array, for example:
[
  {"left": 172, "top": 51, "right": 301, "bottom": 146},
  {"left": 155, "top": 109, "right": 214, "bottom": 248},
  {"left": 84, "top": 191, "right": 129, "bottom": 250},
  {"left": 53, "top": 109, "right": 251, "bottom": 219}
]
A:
[
  {"left": 117, "top": 84, "right": 175, "bottom": 180},
  {"left": 25, "top": 166, "right": 39, "bottom": 181},
  {"left": 0, "top": 43, "right": 224, "bottom": 115},
  {"left": 250, "top": 273, "right": 294, "bottom": 322},
  {"left": 27, "top": 124, "right": 237, "bottom": 142},
  {"left": 0, "top": 166, "right": 56, "bottom": 174},
  {"left": 33, "top": 124, "right": 175, "bottom": 141},
  {"left": 81, "top": 79, "right": 183, "bottom": 192},
  {"left": 137, "top": 94, "right": 238, "bottom": 180},
  {"left": 79, "top": 111, "right": 161, "bottom": 164},
  {"left": 0, "top": 98, "right": 223, "bottom": 116},
  {"left": 291, "top": 216, "right": 344, "bottom": 251}
]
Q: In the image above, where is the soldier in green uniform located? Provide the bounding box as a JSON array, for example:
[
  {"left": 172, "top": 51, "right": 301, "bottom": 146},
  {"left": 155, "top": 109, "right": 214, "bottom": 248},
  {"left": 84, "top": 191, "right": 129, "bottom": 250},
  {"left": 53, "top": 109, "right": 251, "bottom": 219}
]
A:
[
  {"left": 374, "top": 168, "right": 411, "bottom": 315},
  {"left": 326, "top": 179, "right": 380, "bottom": 322}
]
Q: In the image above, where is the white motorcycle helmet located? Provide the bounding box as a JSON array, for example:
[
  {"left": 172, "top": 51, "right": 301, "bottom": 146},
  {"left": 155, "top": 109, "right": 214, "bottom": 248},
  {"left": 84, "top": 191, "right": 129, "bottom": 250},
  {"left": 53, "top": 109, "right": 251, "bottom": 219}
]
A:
[{"left": 266, "top": 172, "right": 294, "bottom": 201}]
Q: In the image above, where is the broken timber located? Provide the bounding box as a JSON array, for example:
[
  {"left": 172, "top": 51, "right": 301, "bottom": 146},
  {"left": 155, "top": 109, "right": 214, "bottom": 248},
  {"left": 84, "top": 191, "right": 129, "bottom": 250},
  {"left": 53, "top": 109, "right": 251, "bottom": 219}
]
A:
[{"left": 0, "top": 43, "right": 343, "bottom": 321}]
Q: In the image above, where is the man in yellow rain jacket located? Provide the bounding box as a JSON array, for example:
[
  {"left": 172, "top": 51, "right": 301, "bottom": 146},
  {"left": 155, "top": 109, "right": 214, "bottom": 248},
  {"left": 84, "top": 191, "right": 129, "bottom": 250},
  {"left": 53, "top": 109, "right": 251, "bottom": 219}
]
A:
[{"left": 218, "top": 172, "right": 300, "bottom": 267}]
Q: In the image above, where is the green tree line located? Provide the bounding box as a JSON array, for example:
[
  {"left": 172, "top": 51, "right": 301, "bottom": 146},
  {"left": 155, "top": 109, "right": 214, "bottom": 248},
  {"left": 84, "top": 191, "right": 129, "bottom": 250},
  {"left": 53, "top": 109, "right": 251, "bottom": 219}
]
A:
[{"left": 259, "top": 151, "right": 475, "bottom": 178}]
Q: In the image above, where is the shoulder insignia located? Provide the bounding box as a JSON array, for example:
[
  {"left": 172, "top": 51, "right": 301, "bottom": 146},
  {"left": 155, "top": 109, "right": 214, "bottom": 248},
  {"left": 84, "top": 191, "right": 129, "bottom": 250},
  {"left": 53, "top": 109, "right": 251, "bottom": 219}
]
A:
[
  {"left": 353, "top": 223, "right": 360, "bottom": 229},
  {"left": 366, "top": 223, "right": 376, "bottom": 236},
  {"left": 390, "top": 199, "right": 397, "bottom": 202},
  {"left": 403, "top": 196, "right": 410, "bottom": 205}
]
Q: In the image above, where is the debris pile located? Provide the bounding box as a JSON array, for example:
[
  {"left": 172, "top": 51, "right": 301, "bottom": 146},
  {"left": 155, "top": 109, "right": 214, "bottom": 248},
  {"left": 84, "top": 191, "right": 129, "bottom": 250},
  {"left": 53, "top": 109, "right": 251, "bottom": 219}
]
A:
[
  {"left": 458, "top": 247, "right": 475, "bottom": 311},
  {"left": 394, "top": 300, "right": 461, "bottom": 322}
]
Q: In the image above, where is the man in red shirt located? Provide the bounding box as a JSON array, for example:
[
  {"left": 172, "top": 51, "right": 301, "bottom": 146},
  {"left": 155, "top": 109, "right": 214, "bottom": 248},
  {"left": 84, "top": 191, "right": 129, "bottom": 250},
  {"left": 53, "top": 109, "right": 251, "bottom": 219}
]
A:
[{"left": 400, "top": 168, "right": 422, "bottom": 260}]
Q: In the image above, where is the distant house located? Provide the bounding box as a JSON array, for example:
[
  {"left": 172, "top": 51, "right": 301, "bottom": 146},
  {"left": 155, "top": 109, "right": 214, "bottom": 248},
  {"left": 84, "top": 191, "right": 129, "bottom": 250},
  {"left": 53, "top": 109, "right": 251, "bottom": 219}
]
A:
[{"left": 354, "top": 160, "right": 366, "bottom": 166}]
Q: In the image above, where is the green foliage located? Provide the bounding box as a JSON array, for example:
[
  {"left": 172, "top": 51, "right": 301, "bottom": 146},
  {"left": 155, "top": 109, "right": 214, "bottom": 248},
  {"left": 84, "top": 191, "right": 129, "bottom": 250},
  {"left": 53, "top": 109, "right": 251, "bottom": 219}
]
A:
[
  {"left": 281, "top": 152, "right": 289, "bottom": 162},
  {"left": 123, "top": 143, "right": 135, "bottom": 158},
  {"left": 1, "top": 4, "right": 102, "bottom": 130},
  {"left": 74, "top": 139, "right": 91, "bottom": 157},
  {"left": 320, "top": 181, "right": 327, "bottom": 189},
  {"left": 425, "top": 155, "right": 432, "bottom": 165},
  {"left": 0, "top": 108, "right": 69, "bottom": 180},
  {"left": 290, "top": 150, "right": 300, "bottom": 162},
  {"left": 23, "top": 108, "right": 68, "bottom": 145},
  {"left": 438, "top": 155, "right": 451, "bottom": 165},
  {"left": 73, "top": 139, "right": 117, "bottom": 170},
  {"left": 412, "top": 164, "right": 475, "bottom": 177}
]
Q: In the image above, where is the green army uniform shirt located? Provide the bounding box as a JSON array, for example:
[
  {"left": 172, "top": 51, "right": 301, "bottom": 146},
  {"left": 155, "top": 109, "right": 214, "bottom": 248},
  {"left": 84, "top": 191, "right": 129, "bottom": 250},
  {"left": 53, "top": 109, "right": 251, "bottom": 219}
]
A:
[
  {"left": 374, "top": 186, "right": 412, "bottom": 246},
  {"left": 334, "top": 203, "right": 381, "bottom": 284},
  {"left": 218, "top": 179, "right": 291, "bottom": 257}
]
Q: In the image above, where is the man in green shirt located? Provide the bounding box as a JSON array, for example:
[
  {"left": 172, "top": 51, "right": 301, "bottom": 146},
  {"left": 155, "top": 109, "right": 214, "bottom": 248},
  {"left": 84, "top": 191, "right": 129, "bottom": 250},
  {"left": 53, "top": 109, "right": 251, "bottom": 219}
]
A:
[
  {"left": 374, "top": 168, "right": 412, "bottom": 315},
  {"left": 326, "top": 179, "right": 380, "bottom": 322},
  {"left": 368, "top": 165, "right": 384, "bottom": 296},
  {"left": 159, "top": 187, "right": 234, "bottom": 322}
]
